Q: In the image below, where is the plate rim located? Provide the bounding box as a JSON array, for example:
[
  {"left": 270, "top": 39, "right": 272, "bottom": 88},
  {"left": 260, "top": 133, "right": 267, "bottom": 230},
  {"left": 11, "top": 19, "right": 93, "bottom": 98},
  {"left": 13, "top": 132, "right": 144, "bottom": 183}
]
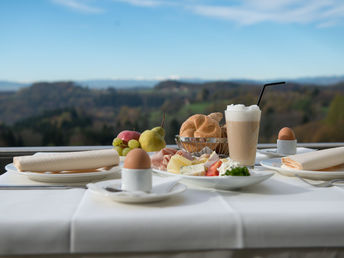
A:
[
  {"left": 152, "top": 167, "right": 274, "bottom": 180},
  {"left": 258, "top": 147, "right": 316, "bottom": 157},
  {"left": 5, "top": 163, "right": 121, "bottom": 178},
  {"left": 88, "top": 179, "right": 187, "bottom": 203},
  {"left": 260, "top": 158, "right": 344, "bottom": 175}
]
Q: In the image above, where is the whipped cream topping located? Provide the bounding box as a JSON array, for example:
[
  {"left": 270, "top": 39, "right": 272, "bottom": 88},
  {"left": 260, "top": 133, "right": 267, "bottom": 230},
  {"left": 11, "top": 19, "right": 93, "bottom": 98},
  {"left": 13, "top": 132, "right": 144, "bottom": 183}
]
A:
[
  {"left": 225, "top": 104, "right": 261, "bottom": 121},
  {"left": 226, "top": 104, "right": 260, "bottom": 112}
]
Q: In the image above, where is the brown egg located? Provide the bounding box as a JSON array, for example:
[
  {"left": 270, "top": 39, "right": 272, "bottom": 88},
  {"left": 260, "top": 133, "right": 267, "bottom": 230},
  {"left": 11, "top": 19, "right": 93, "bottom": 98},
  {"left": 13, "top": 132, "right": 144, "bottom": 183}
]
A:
[
  {"left": 278, "top": 127, "right": 296, "bottom": 140},
  {"left": 123, "top": 148, "right": 151, "bottom": 169}
]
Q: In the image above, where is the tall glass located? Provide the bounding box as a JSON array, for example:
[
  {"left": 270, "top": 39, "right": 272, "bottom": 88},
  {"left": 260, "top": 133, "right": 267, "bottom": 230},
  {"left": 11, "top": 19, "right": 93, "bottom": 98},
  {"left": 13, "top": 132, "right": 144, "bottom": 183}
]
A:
[{"left": 225, "top": 104, "right": 261, "bottom": 167}]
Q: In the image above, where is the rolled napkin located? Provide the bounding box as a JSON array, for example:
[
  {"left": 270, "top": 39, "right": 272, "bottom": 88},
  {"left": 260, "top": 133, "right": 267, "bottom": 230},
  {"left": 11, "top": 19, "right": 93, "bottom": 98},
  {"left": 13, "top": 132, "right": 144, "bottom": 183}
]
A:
[
  {"left": 13, "top": 149, "right": 119, "bottom": 172},
  {"left": 282, "top": 146, "right": 344, "bottom": 170}
]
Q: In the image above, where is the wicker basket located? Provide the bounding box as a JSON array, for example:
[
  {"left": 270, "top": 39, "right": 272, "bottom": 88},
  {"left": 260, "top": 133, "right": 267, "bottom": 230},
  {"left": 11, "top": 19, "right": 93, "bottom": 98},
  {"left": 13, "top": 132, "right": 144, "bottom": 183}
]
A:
[{"left": 175, "top": 135, "right": 229, "bottom": 156}]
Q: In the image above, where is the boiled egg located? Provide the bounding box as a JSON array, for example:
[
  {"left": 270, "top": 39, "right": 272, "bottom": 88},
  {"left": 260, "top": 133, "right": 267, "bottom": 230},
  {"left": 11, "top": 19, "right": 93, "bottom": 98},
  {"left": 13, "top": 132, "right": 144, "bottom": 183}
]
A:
[
  {"left": 123, "top": 148, "right": 151, "bottom": 169},
  {"left": 278, "top": 127, "right": 296, "bottom": 141}
]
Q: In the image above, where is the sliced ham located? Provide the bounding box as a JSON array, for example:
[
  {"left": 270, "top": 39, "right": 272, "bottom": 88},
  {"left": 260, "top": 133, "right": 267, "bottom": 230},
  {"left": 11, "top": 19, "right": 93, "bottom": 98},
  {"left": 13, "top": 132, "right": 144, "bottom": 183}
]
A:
[
  {"left": 176, "top": 150, "right": 194, "bottom": 161},
  {"left": 151, "top": 148, "right": 178, "bottom": 169}
]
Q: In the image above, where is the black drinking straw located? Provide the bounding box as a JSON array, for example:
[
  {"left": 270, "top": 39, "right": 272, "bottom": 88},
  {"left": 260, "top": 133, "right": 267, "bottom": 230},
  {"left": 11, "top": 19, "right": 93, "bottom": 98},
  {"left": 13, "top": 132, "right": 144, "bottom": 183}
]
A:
[{"left": 257, "top": 81, "right": 286, "bottom": 107}]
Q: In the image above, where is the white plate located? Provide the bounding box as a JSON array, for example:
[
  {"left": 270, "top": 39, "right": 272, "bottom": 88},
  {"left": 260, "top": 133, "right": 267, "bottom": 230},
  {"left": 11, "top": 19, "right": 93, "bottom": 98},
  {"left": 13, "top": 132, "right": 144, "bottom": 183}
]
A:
[
  {"left": 258, "top": 147, "right": 316, "bottom": 157},
  {"left": 5, "top": 163, "right": 121, "bottom": 183},
  {"left": 153, "top": 169, "right": 274, "bottom": 190},
  {"left": 260, "top": 158, "right": 344, "bottom": 180},
  {"left": 87, "top": 179, "right": 187, "bottom": 203}
]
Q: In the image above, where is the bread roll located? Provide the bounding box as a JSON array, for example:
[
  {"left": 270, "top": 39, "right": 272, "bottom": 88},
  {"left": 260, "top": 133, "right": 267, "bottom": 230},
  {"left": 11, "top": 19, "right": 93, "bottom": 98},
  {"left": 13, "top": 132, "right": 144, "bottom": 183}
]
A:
[
  {"left": 208, "top": 112, "right": 223, "bottom": 123},
  {"left": 180, "top": 114, "right": 221, "bottom": 138},
  {"left": 179, "top": 114, "right": 221, "bottom": 152}
]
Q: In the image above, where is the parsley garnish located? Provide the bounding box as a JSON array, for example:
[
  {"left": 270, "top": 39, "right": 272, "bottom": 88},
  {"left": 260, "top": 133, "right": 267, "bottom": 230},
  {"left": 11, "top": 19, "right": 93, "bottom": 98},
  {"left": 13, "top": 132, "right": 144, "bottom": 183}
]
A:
[{"left": 222, "top": 167, "right": 250, "bottom": 176}]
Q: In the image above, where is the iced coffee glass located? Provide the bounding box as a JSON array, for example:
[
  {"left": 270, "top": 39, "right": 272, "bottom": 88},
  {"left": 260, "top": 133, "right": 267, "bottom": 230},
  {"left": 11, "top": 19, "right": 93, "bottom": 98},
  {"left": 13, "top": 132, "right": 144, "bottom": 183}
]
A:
[{"left": 225, "top": 104, "right": 261, "bottom": 167}]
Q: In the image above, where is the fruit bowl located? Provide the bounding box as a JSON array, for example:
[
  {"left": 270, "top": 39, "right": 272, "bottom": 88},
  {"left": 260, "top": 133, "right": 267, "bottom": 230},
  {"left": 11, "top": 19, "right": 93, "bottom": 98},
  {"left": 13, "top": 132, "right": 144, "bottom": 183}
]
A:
[{"left": 175, "top": 135, "right": 229, "bottom": 156}]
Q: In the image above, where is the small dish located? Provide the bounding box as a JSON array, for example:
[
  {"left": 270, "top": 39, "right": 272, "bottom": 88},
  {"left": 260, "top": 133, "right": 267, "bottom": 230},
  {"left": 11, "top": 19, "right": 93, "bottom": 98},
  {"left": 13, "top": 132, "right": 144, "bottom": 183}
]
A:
[
  {"left": 5, "top": 163, "right": 121, "bottom": 183},
  {"left": 260, "top": 158, "right": 344, "bottom": 180},
  {"left": 87, "top": 178, "right": 186, "bottom": 203},
  {"left": 258, "top": 147, "right": 316, "bottom": 157}
]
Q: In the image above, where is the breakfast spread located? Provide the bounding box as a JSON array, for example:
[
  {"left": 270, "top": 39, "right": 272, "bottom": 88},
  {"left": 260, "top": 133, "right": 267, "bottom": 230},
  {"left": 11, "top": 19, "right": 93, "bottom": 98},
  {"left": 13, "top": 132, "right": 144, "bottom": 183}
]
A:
[
  {"left": 281, "top": 146, "right": 344, "bottom": 171},
  {"left": 13, "top": 149, "right": 119, "bottom": 173},
  {"left": 277, "top": 127, "right": 297, "bottom": 155},
  {"left": 151, "top": 147, "right": 250, "bottom": 177},
  {"left": 121, "top": 148, "right": 152, "bottom": 192}
]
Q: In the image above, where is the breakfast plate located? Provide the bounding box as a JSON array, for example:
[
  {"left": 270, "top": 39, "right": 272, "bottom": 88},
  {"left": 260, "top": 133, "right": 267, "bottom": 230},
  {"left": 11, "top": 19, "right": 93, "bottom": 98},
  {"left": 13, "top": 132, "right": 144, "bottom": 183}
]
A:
[
  {"left": 260, "top": 158, "right": 344, "bottom": 180},
  {"left": 258, "top": 147, "right": 316, "bottom": 157},
  {"left": 153, "top": 168, "right": 274, "bottom": 190},
  {"left": 5, "top": 163, "right": 121, "bottom": 183},
  {"left": 87, "top": 178, "right": 187, "bottom": 203}
]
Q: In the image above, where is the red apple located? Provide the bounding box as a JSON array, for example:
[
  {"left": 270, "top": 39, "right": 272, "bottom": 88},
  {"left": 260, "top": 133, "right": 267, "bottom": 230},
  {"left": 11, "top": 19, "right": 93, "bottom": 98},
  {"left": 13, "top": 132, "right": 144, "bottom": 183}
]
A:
[{"left": 117, "top": 130, "right": 141, "bottom": 143}]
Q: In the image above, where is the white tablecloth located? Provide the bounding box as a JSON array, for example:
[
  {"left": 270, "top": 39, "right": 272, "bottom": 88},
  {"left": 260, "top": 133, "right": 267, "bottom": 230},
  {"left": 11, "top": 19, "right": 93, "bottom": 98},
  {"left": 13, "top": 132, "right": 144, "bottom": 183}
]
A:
[
  {"left": 71, "top": 178, "right": 242, "bottom": 253},
  {"left": 1, "top": 152, "right": 344, "bottom": 256},
  {"left": 0, "top": 188, "right": 84, "bottom": 255}
]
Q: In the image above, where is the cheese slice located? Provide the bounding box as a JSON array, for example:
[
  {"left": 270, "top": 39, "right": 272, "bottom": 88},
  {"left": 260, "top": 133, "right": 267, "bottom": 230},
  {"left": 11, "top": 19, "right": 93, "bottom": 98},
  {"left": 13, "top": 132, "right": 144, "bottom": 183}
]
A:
[{"left": 180, "top": 164, "right": 206, "bottom": 176}]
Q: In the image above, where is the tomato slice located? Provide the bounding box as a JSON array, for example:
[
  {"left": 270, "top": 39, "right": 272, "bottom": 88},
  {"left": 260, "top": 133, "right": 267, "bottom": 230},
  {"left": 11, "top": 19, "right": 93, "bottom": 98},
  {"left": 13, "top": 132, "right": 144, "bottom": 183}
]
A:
[{"left": 206, "top": 160, "right": 222, "bottom": 176}]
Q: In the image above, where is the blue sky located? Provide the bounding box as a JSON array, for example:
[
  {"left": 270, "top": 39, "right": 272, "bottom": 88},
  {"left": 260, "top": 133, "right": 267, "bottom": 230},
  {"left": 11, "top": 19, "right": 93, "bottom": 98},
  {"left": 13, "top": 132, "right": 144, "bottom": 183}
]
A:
[{"left": 0, "top": 0, "right": 344, "bottom": 82}]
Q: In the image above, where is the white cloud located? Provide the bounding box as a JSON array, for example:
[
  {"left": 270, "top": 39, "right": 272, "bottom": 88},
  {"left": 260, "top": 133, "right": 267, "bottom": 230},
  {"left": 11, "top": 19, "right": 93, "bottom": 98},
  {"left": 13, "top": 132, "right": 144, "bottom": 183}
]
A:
[
  {"left": 114, "top": 0, "right": 166, "bottom": 7},
  {"left": 114, "top": 0, "right": 344, "bottom": 27},
  {"left": 189, "top": 0, "right": 344, "bottom": 27},
  {"left": 52, "top": 0, "right": 104, "bottom": 14}
]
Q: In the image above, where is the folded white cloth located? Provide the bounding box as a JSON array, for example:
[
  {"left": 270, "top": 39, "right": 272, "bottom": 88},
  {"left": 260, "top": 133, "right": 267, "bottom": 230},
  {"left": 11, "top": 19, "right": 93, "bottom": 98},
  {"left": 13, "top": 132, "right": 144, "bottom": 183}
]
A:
[
  {"left": 0, "top": 188, "right": 85, "bottom": 255},
  {"left": 13, "top": 149, "right": 119, "bottom": 172},
  {"left": 71, "top": 176, "right": 242, "bottom": 253},
  {"left": 220, "top": 173, "right": 344, "bottom": 248},
  {"left": 282, "top": 147, "right": 344, "bottom": 170}
]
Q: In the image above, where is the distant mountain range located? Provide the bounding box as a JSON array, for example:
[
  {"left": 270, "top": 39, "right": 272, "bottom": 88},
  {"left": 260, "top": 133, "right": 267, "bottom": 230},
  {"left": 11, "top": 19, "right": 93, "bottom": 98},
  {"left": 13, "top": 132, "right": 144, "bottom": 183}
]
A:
[{"left": 1, "top": 75, "right": 344, "bottom": 91}]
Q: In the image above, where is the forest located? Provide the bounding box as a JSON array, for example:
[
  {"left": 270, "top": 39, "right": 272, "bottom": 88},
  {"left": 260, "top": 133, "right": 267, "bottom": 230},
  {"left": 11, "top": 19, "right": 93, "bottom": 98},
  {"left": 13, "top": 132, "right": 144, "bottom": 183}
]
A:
[{"left": 0, "top": 80, "right": 343, "bottom": 147}]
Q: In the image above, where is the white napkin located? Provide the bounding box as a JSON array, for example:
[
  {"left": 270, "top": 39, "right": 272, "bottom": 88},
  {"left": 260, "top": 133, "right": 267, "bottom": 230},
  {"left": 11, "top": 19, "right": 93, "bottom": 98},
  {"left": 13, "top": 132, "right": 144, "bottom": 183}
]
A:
[
  {"left": 282, "top": 147, "right": 344, "bottom": 170},
  {"left": 13, "top": 149, "right": 119, "bottom": 172}
]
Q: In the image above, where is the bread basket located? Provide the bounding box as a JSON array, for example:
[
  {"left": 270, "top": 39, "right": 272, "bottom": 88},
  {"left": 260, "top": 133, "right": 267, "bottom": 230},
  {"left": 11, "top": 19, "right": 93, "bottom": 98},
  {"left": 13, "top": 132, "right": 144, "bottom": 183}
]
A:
[{"left": 175, "top": 135, "right": 229, "bottom": 156}]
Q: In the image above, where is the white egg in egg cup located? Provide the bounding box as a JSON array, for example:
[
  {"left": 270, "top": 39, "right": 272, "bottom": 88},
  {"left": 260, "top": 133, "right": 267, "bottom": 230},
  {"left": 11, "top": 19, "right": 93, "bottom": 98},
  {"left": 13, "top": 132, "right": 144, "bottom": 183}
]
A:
[{"left": 121, "top": 168, "right": 152, "bottom": 193}]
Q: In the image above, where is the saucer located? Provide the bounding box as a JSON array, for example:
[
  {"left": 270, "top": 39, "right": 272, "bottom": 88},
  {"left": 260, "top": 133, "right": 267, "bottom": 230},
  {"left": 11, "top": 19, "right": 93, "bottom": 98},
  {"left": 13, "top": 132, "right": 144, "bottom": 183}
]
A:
[
  {"left": 87, "top": 178, "right": 186, "bottom": 203},
  {"left": 258, "top": 147, "right": 316, "bottom": 157}
]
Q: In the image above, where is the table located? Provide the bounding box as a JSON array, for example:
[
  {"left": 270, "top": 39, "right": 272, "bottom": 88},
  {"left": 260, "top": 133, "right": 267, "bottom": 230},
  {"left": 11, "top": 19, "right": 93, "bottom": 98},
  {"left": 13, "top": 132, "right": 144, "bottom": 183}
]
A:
[{"left": 1, "top": 152, "right": 344, "bottom": 258}]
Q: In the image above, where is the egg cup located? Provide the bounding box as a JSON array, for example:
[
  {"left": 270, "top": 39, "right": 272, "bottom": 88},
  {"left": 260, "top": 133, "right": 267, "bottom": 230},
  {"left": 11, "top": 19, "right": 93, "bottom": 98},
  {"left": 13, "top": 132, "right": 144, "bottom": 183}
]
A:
[
  {"left": 121, "top": 168, "right": 152, "bottom": 193},
  {"left": 277, "top": 139, "right": 297, "bottom": 155}
]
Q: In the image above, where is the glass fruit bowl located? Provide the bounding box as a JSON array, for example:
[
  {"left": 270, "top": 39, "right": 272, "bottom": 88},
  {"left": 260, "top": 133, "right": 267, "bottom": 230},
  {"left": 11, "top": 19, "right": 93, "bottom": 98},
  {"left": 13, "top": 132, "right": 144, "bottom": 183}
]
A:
[{"left": 175, "top": 135, "right": 229, "bottom": 156}]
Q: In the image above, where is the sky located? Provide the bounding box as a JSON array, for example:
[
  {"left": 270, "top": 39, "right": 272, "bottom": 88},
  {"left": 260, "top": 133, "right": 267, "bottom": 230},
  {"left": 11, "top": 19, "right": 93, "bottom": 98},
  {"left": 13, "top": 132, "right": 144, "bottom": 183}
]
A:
[{"left": 0, "top": 0, "right": 344, "bottom": 82}]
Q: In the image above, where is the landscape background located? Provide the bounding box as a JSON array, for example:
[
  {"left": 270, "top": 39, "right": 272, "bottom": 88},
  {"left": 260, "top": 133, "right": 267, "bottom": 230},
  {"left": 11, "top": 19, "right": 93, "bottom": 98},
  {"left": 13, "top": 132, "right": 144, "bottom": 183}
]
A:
[
  {"left": 2, "top": 1, "right": 344, "bottom": 147},
  {"left": 0, "top": 78, "right": 343, "bottom": 147}
]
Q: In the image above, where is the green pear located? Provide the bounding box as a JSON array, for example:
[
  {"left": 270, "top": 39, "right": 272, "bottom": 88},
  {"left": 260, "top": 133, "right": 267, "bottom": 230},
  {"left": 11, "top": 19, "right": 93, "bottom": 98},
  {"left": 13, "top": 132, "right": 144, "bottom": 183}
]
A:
[
  {"left": 139, "top": 129, "right": 166, "bottom": 152},
  {"left": 151, "top": 126, "right": 165, "bottom": 137}
]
